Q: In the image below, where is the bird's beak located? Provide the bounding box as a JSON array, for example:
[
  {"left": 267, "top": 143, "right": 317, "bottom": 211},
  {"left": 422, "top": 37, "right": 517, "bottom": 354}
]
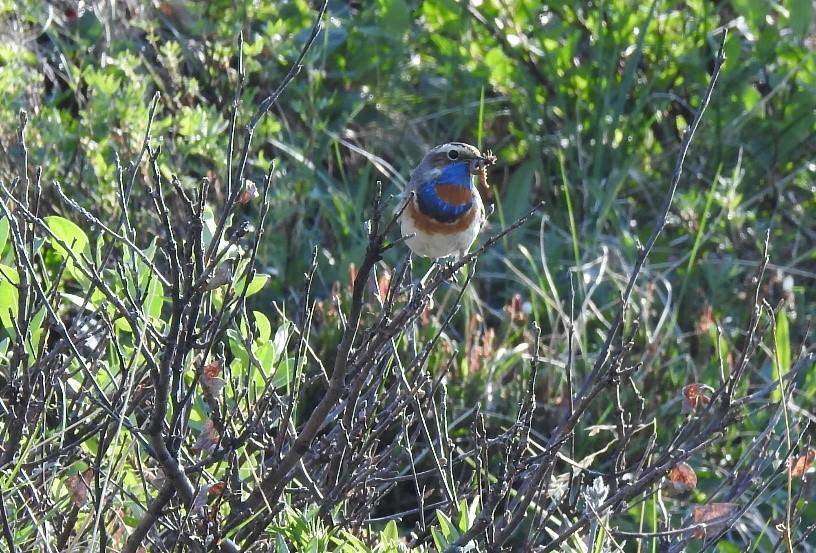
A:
[{"left": 469, "top": 153, "right": 496, "bottom": 175}]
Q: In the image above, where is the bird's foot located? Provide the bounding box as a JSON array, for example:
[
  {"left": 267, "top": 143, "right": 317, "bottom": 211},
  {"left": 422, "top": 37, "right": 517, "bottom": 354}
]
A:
[
  {"left": 437, "top": 259, "right": 460, "bottom": 283},
  {"left": 407, "top": 280, "right": 430, "bottom": 311}
]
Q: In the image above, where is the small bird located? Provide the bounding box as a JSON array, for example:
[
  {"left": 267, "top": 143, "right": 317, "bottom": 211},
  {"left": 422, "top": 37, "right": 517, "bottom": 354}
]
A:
[{"left": 400, "top": 143, "right": 495, "bottom": 259}]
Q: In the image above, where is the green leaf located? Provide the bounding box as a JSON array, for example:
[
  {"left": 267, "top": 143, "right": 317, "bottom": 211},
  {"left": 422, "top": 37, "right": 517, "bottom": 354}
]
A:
[
  {"left": 773, "top": 309, "right": 791, "bottom": 402},
  {"left": 717, "top": 542, "right": 744, "bottom": 553},
  {"left": 45, "top": 216, "right": 89, "bottom": 259},
  {"left": 275, "top": 535, "right": 290, "bottom": 553},
  {"left": 0, "top": 264, "right": 19, "bottom": 330},
  {"left": 456, "top": 498, "right": 473, "bottom": 533},
  {"left": 253, "top": 310, "right": 271, "bottom": 342},
  {"left": 0, "top": 216, "right": 9, "bottom": 255},
  {"left": 789, "top": 0, "right": 813, "bottom": 38},
  {"left": 137, "top": 239, "right": 159, "bottom": 286},
  {"left": 255, "top": 342, "right": 293, "bottom": 390},
  {"left": 256, "top": 341, "right": 275, "bottom": 373},
  {"left": 28, "top": 306, "right": 46, "bottom": 356},
  {"left": 113, "top": 316, "right": 133, "bottom": 334},
  {"left": 435, "top": 510, "right": 460, "bottom": 543},
  {"left": 245, "top": 273, "right": 270, "bottom": 297},
  {"left": 501, "top": 158, "right": 538, "bottom": 225},
  {"left": 272, "top": 321, "right": 290, "bottom": 361},
  {"left": 145, "top": 277, "right": 165, "bottom": 323},
  {"left": 201, "top": 206, "right": 217, "bottom": 247},
  {"left": 383, "top": 520, "right": 399, "bottom": 542},
  {"left": 227, "top": 329, "right": 249, "bottom": 372},
  {"left": 271, "top": 357, "right": 294, "bottom": 390},
  {"left": 430, "top": 527, "right": 445, "bottom": 552}
]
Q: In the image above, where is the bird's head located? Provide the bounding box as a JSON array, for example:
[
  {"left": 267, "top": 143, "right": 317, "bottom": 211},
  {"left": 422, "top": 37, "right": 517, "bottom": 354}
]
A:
[
  {"left": 409, "top": 142, "right": 496, "bottom": 191},
  {"left": 422, "top": 142, "right": 496, "bottom": 175}
]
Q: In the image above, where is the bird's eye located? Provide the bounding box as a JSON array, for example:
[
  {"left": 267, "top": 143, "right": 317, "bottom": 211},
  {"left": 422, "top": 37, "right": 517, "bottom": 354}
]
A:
[{"left": 447, "top": 149, "right": 460, "bottom": 160}]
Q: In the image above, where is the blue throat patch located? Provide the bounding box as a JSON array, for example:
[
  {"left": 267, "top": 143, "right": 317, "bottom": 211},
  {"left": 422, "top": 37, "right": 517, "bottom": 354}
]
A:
[{"left": 416, "top": 163, "right": 473, "bottom": 222}]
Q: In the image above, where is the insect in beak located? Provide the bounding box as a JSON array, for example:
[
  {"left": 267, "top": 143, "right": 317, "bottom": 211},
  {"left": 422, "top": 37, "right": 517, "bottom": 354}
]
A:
[{"left": 469, "top": 150, "right": 497, "bottom": 175}]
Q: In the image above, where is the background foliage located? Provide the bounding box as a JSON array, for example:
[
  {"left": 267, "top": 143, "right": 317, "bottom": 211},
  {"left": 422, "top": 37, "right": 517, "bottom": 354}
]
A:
[{"left": 0, "top": 0, "right": 815, "bottom": 551}]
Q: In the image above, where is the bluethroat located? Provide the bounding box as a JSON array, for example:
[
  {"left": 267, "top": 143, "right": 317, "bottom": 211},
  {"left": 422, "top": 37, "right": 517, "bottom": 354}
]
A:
[{"left": 400, "top": 143, "right": 495, "bottom": 259}]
